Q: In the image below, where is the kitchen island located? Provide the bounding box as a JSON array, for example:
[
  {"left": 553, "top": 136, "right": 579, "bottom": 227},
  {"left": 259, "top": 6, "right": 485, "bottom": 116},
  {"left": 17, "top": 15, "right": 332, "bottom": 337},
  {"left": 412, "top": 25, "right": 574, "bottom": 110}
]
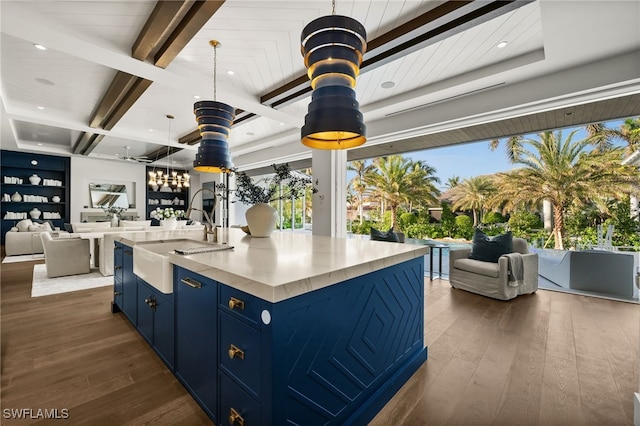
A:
[{"left": 112, "top": 228, "right": 428, "bottom": 425}]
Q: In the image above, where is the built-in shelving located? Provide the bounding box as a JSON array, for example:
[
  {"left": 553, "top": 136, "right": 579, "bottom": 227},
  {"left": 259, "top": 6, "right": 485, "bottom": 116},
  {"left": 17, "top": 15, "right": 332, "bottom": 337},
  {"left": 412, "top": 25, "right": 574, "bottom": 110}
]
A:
[
  {"left": 145, "top": 166, "right": 189, "bottom": 220},
  {"left": 1, "top": 150, "right": 70, "bottom": 244}
]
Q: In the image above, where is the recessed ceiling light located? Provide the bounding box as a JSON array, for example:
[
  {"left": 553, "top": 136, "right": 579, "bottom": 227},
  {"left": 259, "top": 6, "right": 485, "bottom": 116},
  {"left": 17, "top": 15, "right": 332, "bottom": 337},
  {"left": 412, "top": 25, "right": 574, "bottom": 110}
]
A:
[
  {"left": 36, "top": 106, "right": 45, "bottom": 110},
  {"left": 279, "top": 122, "right": 284, "bottom": 126},
  {"left": 381, "top": 81, "right": 395, "bottom": 89},
  {"left": 194, "top": 95, "right": 200, "bottom": 99},
  {"left": 33, "top": 43, "right": 46, "bottom": 51},
  {"left": 148, "top": 128, "right": 154, "bottom": 132},
  {"left": 246, "top": 132, "right": 255, "bottom": 136},
  {"left": 497, "top": 41, "right": 508, "bottom": 48},
  {"left": 35, "top": 78, "right": 55, "bottom": 86},
  {"left": 227, "top": 70, "right": 235, "bottom": 75},
  {"left": 37, "top": 143, "right": 43, "bottom": 146}
]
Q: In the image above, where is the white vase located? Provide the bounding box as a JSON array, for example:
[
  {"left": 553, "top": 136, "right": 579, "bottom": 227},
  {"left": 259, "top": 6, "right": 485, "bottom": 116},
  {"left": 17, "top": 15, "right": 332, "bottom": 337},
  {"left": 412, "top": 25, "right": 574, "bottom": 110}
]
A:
[
  {"left": 111, "top": 215, "right": 119, "bottom": 227},
  {"left": 29, "top": 208, "right": 41, "bottom": 219},
  {"left": 162, "top": 217, "right": 177, "bottom": 230},
  {"left": 11, "top": 192, "right": 22, "bottom": 202},
  {"left": 52, "top": 195, "right": 61, "bottom": 203},
  {"left": 29, "top": 174, "right": 41, "bottom": 185},
  {"left": 245, "top": 203, "right": 277, "bottom": 237}
]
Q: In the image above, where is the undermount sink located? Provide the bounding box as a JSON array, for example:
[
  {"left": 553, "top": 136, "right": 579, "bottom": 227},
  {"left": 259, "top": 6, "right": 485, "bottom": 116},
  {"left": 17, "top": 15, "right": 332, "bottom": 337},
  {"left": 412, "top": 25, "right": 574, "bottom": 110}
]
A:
[{"left": 133, "top": 238, "right": 213, "bottom": 294}]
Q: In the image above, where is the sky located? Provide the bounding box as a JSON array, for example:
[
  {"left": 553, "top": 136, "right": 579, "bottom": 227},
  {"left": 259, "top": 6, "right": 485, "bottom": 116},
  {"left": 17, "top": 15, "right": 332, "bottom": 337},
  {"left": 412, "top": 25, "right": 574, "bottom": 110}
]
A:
[{"left": 355, "top": 118, "right": 631, "bottom": 191}]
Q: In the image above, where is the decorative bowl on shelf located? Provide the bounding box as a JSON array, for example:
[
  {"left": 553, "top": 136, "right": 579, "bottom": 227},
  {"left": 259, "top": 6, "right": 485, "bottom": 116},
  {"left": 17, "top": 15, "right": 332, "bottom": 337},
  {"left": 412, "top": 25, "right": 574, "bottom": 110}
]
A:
[{"left": 52, "top": 195, "right": 61, "bottom": 203}]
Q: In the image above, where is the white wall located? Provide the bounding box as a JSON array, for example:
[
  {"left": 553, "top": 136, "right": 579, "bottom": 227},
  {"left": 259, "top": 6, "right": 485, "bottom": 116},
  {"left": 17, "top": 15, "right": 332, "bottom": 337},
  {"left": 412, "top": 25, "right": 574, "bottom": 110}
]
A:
[{"left": 70, "top": 157, "right": 146, "bottom": 222}]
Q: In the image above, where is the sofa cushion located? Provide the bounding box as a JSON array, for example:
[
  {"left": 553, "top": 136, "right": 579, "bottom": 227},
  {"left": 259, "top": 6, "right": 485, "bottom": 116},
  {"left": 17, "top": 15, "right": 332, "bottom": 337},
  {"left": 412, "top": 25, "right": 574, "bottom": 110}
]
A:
[
  {"left": 28, "top": 222, "right": 53, "bottom": 232},
  {"left": 120, "top": 219, "right": 151, "bottom": 228},
  {"left": 468, "top": 229, "right": 512, "bottom": 263},
  {"left": 453, "top": 258, "right": 500, "bottom": 278},
  {"left": 370, "top": 227, "right": 399, "bottom": 243},
  {"left": 72, "top": 222, "right": 111, "bottom": 233},
  {"left": 16, "top": 219, "right": 33, "bottom": 232}
]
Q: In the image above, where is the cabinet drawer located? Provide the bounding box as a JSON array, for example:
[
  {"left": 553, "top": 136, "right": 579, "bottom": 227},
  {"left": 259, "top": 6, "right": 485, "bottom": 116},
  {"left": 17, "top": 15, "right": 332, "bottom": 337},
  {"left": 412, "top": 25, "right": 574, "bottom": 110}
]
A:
[
  {"left": 219, "top": 285, "right": 262, "bottom": 329},
  {"left": 220, "top": 372, "right": 260, "bottom": 426},
  {"left": 219, "top": 312, "right": 262, "bottom": 398}
]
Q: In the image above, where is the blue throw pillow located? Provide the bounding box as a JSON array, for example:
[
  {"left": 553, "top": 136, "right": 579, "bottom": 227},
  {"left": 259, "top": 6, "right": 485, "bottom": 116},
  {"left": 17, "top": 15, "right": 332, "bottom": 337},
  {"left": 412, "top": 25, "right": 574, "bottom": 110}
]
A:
[
  {"left": 370, "top": 227, "right": 399, "bottom": 243},
  {"left": 468, "top": 229, "right": 513, "bottom": 263}
]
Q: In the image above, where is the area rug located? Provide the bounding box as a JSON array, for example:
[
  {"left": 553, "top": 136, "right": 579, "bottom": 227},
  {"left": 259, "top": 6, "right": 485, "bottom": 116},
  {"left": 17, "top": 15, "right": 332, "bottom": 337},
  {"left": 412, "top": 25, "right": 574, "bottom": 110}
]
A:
[
  {"left": 3, "top": 254, "right": 45, "bottom": 263},
  {"left": 31, "top": 264, "right": 112, "bottom": 297}
]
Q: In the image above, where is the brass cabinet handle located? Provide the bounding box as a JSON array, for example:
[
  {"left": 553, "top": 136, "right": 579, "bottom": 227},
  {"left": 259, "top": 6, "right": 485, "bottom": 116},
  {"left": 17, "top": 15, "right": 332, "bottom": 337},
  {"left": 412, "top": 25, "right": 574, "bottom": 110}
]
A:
[
  {"left": 228, "top": 297, "right": 244, "bottom": 310},
  {"left": 144, "top": 297, "right": 157, "bottom": 309},
  {"left": 228, "top": 344, "right": 245, "bottom": 360},
  {"left": 114, "top": 291, "right": 121, "bottom": 296},
  {"left": 124, "top": 250, "right": 133, "bottom": 255},
  {"left": 181, "top": 277, "right": 202, "bottom": 289},
  {"left": 228, "top": 407, "right": 245, "bottom": 426},
  {"left": 114, "top": 266, "right": 122, "bottom": 270}
]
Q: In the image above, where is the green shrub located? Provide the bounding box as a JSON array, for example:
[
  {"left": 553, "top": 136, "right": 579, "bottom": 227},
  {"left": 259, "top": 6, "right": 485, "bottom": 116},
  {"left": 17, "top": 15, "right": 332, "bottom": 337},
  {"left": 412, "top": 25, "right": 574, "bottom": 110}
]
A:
[
  {"left": 399, "top": 212, "right": 418, "bottom": 229},
  {"left": 482, "top": 211, "right": 506, "bottom": 224},
  {"left": 508, "top": 210, "right": 542, "bottom": 234},
  {"left": 455, "top": 215, "right": 473, "bottom": 239}
]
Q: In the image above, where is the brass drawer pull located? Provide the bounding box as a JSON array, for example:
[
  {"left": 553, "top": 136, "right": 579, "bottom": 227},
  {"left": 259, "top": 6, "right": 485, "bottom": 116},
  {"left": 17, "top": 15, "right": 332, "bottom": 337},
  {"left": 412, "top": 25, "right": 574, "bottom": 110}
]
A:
[
  {"left": 114, "top": 265, "right": 122, "bottom": 270},
  {"left": 181, "top": 277, "right": 202, "bottom": 289},
  {"left": 114, "top": 291, "right": 121, "bottom": 296},
  {"left": 124, "top": 250, "right": 133, "bottom": 256},
  {"left": 228, "top": 297, "right": 244, "bottom": 310},
  {"left": 228, "top": 407, "right": 245, "bottom": 426},
  {"left": 228, "top": 344, "right": 245, "bottom": 360}
]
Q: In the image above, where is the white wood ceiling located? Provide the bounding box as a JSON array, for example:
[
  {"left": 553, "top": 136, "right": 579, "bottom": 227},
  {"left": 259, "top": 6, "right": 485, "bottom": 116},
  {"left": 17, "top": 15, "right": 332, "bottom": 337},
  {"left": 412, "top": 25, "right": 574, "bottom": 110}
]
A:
[{"left": 1, "top": 0, "right": 639, "bottom": 171}]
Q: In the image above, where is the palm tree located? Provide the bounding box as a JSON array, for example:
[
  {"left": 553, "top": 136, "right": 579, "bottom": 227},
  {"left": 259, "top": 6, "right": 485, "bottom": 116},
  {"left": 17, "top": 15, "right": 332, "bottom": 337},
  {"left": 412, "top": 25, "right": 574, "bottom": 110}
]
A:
[
  {"left": 490, "top": 130, "right": 639, "bottom": 249},
  {"left": 347, "top": 160, "right": 373, "bottom": 225},
  {"left": 446, "top": 175, "right": 461, "bottom": 189},
  {"left": 448, "top": 176, "right": 495, "bottom": 227},
  {"left": 364, "top": 155, "right": 440, "bottom": 230},
  {"left": 586, "top": 118, "right": 640, "bottom": 155}
]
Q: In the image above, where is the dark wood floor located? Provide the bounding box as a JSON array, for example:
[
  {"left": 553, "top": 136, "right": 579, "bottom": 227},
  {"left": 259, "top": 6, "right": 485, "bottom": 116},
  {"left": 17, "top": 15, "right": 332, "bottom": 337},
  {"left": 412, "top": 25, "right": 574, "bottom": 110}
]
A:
[{"left": 2, "top": 257, "right": 638, "bottom": 425}]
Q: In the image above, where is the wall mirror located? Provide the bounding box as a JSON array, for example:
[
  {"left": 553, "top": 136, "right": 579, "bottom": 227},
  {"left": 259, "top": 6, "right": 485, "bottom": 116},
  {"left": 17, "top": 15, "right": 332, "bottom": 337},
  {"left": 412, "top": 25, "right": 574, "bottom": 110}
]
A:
[{"left": 89, "top": 183, "right": 130, "bottom": 209}]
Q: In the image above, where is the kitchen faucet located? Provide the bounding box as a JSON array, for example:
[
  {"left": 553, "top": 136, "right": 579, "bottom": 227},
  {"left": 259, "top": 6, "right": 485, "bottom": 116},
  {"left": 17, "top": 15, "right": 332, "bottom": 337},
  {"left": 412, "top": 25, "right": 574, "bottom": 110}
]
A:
[{"left": 185, "top": 188, "right": 220, "bottom": 243}]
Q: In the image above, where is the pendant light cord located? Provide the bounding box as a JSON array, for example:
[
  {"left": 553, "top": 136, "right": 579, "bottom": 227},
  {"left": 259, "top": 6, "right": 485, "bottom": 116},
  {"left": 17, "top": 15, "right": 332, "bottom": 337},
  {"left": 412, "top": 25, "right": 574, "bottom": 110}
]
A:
[
  {"left": 332, "top": 0, "right": 336, "bottom": 15},
  {"left": 213, "top": 43, "right": 218, "bottom": 101}
]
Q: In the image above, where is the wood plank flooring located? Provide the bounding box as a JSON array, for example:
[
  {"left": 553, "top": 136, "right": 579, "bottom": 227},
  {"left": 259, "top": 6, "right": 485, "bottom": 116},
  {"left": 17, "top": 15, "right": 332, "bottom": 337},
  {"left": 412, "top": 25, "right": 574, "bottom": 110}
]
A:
[{"left": 1, "top": 257, "right": 638, "bottom": 425}]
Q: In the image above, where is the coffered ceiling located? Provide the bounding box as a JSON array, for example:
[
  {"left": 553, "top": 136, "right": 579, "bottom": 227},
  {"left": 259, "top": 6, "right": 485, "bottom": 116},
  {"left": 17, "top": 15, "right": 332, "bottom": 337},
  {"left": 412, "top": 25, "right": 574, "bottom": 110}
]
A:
[{"left": 1, "top": 0, "right": 639, "bottom": 172}]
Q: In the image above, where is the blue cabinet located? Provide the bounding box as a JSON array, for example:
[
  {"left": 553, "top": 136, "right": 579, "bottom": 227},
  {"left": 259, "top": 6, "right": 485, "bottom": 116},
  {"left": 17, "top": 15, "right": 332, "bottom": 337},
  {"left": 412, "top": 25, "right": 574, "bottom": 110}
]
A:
[
  {"left": 112, "top": 243, "right": 123, "bottom": 312},
  {"left": 174, "top": 266, "right": 218, "bottom": 422},
  {"left": 173, "top": 257, "right": 426, "bottom": 425},
  {"left": 137, "top": 278, "right": 175, "bottom": 369},
  {"left": 121, "top": 245, "right": 137, "bottom": 324}
]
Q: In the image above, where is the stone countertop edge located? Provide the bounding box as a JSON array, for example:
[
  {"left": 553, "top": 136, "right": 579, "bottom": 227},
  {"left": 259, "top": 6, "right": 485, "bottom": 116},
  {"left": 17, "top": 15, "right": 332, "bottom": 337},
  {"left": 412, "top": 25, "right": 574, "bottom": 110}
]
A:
[{"left": 118, "top": 229, "right": 429, "bottom": 303}]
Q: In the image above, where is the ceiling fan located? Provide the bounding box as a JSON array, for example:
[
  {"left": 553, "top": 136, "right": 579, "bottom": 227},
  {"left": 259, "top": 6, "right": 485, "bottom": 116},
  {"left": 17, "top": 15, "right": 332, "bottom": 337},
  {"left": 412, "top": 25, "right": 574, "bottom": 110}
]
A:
[{"left": 116, "top": 146, "right": 152, "bottom": 163}]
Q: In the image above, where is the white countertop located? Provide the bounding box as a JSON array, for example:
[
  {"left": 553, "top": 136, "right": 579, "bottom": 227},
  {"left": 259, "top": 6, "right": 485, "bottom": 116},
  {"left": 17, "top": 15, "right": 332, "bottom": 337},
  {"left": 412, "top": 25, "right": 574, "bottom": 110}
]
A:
[{"left": 119, "top": 228, "right": 428, "bottom": 303}]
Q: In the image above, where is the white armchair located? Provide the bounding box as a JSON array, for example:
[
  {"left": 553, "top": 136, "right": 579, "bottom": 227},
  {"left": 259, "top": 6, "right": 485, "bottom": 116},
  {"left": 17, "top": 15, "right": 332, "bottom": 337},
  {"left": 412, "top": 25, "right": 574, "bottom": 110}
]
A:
[
  {"left": 40, "top": 233, "right": 91, "bottom": 278},
  {"left": 449, "top": 237, "right": 538, "bottom": 300}
]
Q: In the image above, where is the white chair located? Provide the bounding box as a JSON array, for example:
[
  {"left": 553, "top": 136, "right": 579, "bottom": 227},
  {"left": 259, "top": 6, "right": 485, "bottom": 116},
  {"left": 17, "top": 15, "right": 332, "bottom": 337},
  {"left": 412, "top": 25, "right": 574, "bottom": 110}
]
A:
[{"left": 40, "top": 233, "right": 91, "bottom": 278}]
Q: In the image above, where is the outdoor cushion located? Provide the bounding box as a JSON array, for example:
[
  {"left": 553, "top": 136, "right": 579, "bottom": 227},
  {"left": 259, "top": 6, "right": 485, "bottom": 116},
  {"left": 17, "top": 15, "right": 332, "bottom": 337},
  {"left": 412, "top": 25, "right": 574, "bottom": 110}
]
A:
[
  {"left": 370, "top": 227, "right": 399, "bottom": 242},
  {"left": 453, "top": 258, "right": 500, "bottom": 278},
  {"left": 468, "top": 229, "right": 513, "bottom": 263}
]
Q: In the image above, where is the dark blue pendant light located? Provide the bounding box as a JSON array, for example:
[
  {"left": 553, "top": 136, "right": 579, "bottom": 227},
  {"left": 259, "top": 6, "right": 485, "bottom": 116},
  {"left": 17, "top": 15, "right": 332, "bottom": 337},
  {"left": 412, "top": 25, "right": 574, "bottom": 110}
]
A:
[
  {"left": 193, "top": 40, "right": 234, "bottom": 173},
  {"left": 301, "top": 2, "right": 367, "bottom": 149}
]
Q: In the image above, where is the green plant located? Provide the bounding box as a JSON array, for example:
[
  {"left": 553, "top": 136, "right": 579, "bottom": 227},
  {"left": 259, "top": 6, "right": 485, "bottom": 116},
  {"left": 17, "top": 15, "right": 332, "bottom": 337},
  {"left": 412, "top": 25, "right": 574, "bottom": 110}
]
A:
[
  {"left": 233, "top": 163, "right": 314, "bottom": 205},
  {"left": 482, "top": 211, "right": 506, "bottom": 224},
  {"left": 455, "top": 215, "right": 473, "bottom": 239},
  {"left": 399, "top": 212, "right": 418, "bottom": 229}
]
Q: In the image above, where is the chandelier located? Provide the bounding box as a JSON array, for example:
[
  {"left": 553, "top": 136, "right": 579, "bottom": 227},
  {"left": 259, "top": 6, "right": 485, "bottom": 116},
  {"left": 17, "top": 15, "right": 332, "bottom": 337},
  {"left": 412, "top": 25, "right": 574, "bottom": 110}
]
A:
[
  {"left": 300, "top": 0, "right": 367, "bottom": 149},
  {"left": 148, "top": 114, "right": 190, "bottom": 188},
  {"left": 193, "top": 40, "right": 234, "bottom": 173}
]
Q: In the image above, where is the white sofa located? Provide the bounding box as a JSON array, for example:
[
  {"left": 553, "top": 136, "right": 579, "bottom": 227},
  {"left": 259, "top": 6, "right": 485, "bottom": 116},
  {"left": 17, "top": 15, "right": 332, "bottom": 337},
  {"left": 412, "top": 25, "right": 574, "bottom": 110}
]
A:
[{"left": 4, "top": 219, "right": 68, "bottom": 256}]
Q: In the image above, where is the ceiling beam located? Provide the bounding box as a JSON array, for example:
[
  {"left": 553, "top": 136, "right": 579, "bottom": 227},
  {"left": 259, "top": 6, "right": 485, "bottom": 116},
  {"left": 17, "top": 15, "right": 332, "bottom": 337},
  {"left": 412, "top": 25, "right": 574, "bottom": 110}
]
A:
[
  {"left": 75, "top": 0, "right": 226, "bottom": 155},
  {"left": 132, "top": 1, "right": 187, "bottom": 61}
]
